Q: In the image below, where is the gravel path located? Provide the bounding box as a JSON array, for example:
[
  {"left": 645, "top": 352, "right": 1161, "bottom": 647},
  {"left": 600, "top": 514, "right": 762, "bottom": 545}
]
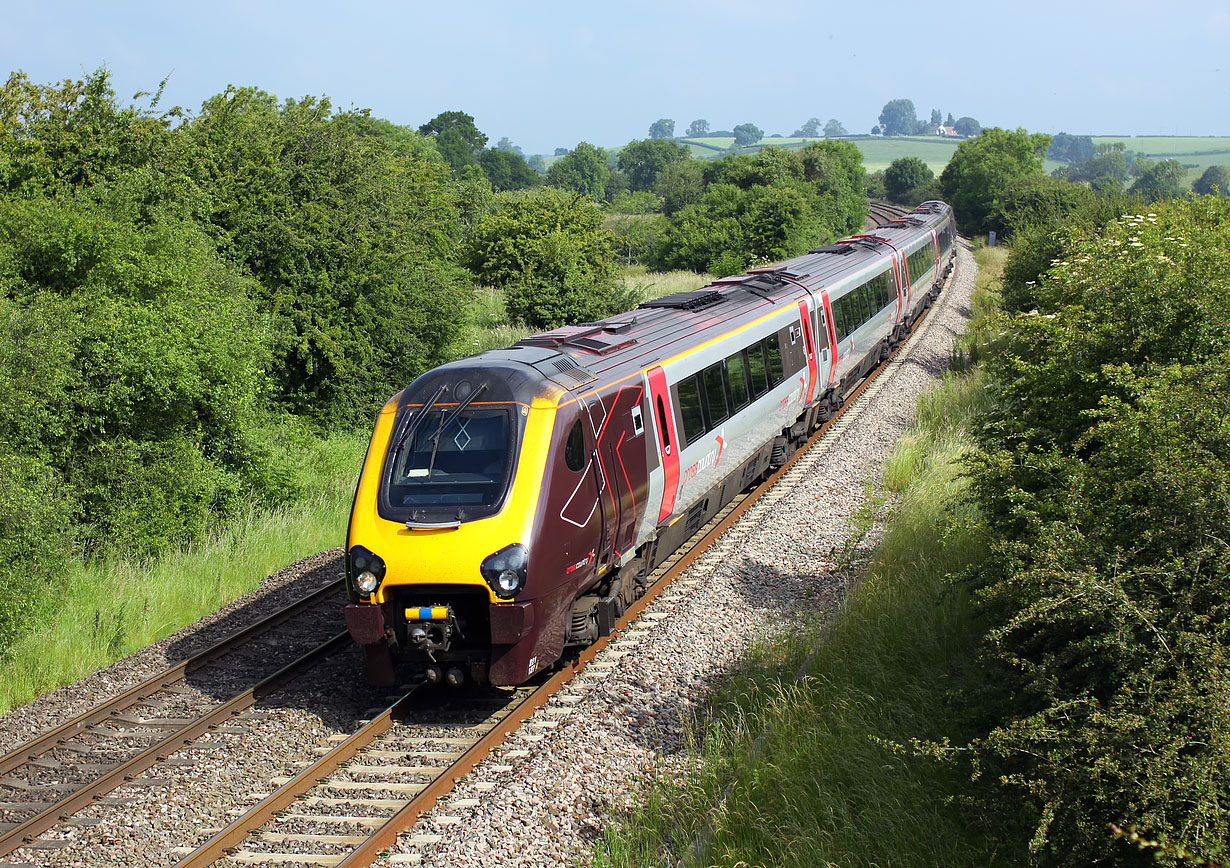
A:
[{"left": 0, "top": 246, "right": 974, "bottom": 868}]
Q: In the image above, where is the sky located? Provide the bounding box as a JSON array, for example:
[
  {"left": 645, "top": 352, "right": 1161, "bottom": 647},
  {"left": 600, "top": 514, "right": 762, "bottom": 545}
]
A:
[{"left": 4, "top": 0, "right": 1227, "bottom": 155}]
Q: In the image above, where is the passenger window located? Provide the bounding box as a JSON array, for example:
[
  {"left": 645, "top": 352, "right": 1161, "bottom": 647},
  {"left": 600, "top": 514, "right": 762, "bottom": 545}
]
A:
[
  {"left": 765, "top": 334, "right": 785, "bottom": 385},
  {"left": 656, "top": 395, "right": 671, "bottom": 452},
  {"left": 726, "top": 352, "right": 750, "bottom": 410},
  {"left": 747, "top": 343, "right": 769, "bottom": 398},
  {"left": 703, "top": 364, "right": 729, "bottom": 425},
  {"left": 676, "top": 375, "right": 705, "bottom": 444},
  {"left": 564, "top": 418, "right": 586, "bottom": 472}
]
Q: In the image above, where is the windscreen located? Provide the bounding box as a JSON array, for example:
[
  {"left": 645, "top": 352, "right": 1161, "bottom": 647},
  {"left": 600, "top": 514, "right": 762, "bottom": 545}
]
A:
[{"left": 383, "top": 408, "right": 513, "bottom": 516}]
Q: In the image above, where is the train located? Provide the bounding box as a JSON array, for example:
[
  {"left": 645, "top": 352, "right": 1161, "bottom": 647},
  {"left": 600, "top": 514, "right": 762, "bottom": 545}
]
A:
[{"left": 343, "top": 201, "right": 957, "bottom": 687}]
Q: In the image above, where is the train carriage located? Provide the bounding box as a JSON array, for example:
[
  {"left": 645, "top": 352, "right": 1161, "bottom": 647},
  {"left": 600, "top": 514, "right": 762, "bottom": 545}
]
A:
[{"left": 344, "top": 201, "right": 957, "bottom": 687}]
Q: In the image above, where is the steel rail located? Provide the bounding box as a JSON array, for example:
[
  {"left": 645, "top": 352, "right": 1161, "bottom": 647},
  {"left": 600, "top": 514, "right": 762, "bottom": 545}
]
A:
[
  {"left": 0, "top": 630, "right": 350, "bottom": 858},
  {"left": 0, "top": 579, "right": 343, "bottom": 780}
]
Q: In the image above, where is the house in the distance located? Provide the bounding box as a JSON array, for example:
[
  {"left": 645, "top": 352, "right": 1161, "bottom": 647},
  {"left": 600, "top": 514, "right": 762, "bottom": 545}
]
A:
[{"left": 930, "top": 123, "right": 960, "bottom": 137}]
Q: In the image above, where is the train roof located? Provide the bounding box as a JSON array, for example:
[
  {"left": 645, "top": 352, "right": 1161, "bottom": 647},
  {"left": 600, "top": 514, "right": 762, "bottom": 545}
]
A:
[{"left": 480, "top": 202, "right": 953, "bottom": 396}]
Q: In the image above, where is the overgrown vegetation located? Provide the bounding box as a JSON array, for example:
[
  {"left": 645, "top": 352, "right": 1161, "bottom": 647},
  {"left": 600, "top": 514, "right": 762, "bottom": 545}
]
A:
[{"left": 958, "top": 197, "right": 1230, "bottom": 865}]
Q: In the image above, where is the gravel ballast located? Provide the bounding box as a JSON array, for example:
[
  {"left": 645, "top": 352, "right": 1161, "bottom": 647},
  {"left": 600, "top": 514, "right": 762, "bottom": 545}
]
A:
[{"left": 1, "top": 246, "right": 975, "bottom": 868}]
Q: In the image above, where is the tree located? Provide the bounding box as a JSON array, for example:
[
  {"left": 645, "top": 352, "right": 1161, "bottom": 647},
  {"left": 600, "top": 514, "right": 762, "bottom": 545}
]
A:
[
  {"left": 1129, "top": 159, "right": 1187, "bottom": 201},
  {"left": 884, "top": 156, "right": 934, "bottom": 202},
  {"left": 733, "top": 123, "right": 763, "bottom": 148},
  {"left": 617, "top": 138, "right": 690, "bottom": 193},
  {"left": 945, "top": 112, "right": 956, "bottom": 127},
  {"left": 495, "top": 136, "right": 524, "bottom": 156},
  {"left": 871, "top": 125, "right": 882, "bottom": 136},
  {"left": 417, "top": 110, "right": 487, "bottom": 172},
  {"left": 546, "top": 142, "right": 610, "bottom": 199},
  {"left": 655, "top": 159, "right": 705, "bottom": 215},
  {"left": 553, "top": 147, "right": 570, "bottom": 157},
  {"left": 1193, "top": 164, "right": 1230, "bottom": 196},
  {"left": 686, "top": 119, "right": 709, "bottom": 137},
  {"left": 648, "top": 118, "right": 675, "bottom": 139},
  {"left": 189, "top": 88, "right": 472, "bottom": 423},
  {"left": 478, "top": 148, "right": 539, "bottom": 191},
  {"left": 465, "top": 188, "right": 619, "bottom": 328},
  {"left": 939, "top": 127, "right": 1051, "bottom": 233},
  {"left": 1047, "top": 132, "right": 1094, "bottom": 164},
  {"left": 954, "top": 116, "right": 981, "bottom": 137},
  {"left": 930, "top": 108, "right": 942, "bottom": 126},
  {"left": 824, "top": 118, "right": 847, "bottom": 137},
  {"left": 794, "top": 117, "right": 822, "bottom": 138},
  {"left": 878, "top": 99, "right": 918, "bottom": 136}
]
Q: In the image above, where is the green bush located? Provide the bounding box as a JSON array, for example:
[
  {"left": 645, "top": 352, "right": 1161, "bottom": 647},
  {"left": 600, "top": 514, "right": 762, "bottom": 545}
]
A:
[
  {"left": 962, "top": 198, "right": 1230, "bottom": 865},
  {"left": 884, "top": 156, "right": 934, "bottom": 203},
  {"left": 939, "top": 127, "right": 1052, "bottom": 234},
  {"left": 467, "top": 188, "right": 620, "bottom": 329}
]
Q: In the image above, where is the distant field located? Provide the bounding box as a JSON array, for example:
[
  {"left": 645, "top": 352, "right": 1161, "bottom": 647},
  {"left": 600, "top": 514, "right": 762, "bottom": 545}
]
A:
[{"left": 544, "top": 134, "right": 1230, "bottom": 187}]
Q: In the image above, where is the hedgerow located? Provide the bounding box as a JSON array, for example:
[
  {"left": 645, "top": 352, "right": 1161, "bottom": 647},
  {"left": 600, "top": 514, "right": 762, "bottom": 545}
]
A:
[{"left": 962, "top": 197, "right": 1230, "bottom": 865}]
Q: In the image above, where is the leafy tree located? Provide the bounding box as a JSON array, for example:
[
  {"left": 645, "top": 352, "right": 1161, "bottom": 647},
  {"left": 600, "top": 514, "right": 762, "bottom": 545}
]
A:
[
  {"left": 494, "top": 136, "right": 523, "bottom": 156},
  {"left": 553, "top": 147, "right": 570, "bottom": 157},
  {"left": 188, "top": 88, "right": 472, "bottom": 423},
  {"left": 648, "top": 118, "right": 675, "bottom": 139},
  {"left": 0, "top": 69, "right": 179, "bottom": 196},
  {"left": 655, "top": 159, "right": 705, "bottom": 215},
  {"left": 945, "top": 112, "right": 956, "bottom": 126},
  {"left": 417, "top": 110, "right": 487, "bottom": 173},
  {"left": 546, "top": 141, "right": 610, "bottom": 199},
  {"left": 939, "top": 127, "right": 1051, "bottom": 233},
  {"left": 616, "top": 138, "right": 690, "bottom": 193},
  {"left": 930, "top": 108, "right": 942, "bottom": 126},
  {"left": 793, "top": 117, "right": 822, "bottom": 137},
  {"left": 878, "top": 99, "right": 918, "bottom": 136},
  {"left": 1128, "top": 158, "right": 1187, "bottom": 201},
  {"left": 465, "top": 188, "right": 619, "bottom": 328},
  {"left": 1193, "top": 164, "right": 1230, "bottom": 196},
  {"left": 954, "top": 116, "right": 981, "bottom": 137},
  {"left": 686, "top": 119, "right": 709, "bottom": 137},
  {"left": 1047, "top": 132, "right": 1094, "bottom": 164},
  {"left": 528, "top": 154, "right": 547, "bottom": 174},
  {"left": 884, "top": 156, "right": 934, "bottom": 202},
  {"left": 478, "top": 148, "right": 539, "bottom": 191},
  {"left": 732, "top": 123, "right": 763, "bottom": 148},
  {"left": 824, "top": 118, "right": 847, "bottom": 137},
  {"left": 871, "top": 125, "right": 881, "bottom": 136}
]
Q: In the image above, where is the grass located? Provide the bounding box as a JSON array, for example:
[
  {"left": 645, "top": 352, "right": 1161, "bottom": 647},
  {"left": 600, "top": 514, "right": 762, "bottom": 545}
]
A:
[
  {"left": 0, "top": 431, "right": 368, "bottom": 714},
  {"left": 595, "top": 247, "right": 1009, "bottom": 868}
]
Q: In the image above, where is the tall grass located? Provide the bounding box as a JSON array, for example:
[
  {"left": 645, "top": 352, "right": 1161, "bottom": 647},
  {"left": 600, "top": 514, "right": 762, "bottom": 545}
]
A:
[
  {"left": 0, "top": 432, "right": 367, "bottom": 714},
  {"left": 597, "top": 251, "right": 1009, "bottom": 868}
]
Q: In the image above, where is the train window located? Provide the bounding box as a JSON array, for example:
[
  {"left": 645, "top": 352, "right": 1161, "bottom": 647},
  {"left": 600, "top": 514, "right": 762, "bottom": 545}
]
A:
[
  {"left": 386, "top": 409, "right": 512, "bottom": 510},
  {"left": 858, "top": 286, "right": 873, "bottom": 323},
  {"left": 765, "top": 334, "right": 785, "bottom": 385},
  {"left": 676, "top": 375, "right": 706, "bottom": 444},
  {"left": 564, "top": 418, "right": 586, "bottom": 472},
  {"left": 871, "top": 272, "right": 891, "bottom": 309},
  {"left": 830, "top": 297, "right": 846, "bottom": 343},
  {"left": 656, "top": 395, "right": 671, "bottom": 453},
  {"left": 726, "top": 351, "right": 751, "bottom": 410},
  {"left": 747, "top": 343, "right": 769, "bottom": 398},
  {"left": 703, "top": 364, "right": 729, "bottom": 426}
]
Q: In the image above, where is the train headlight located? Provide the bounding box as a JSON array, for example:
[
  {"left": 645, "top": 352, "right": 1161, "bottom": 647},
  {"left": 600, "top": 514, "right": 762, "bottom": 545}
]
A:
[
  {"left": 349, "top": 545, "right": 386, "bottom": 598},
  {"left": 356, "top": 571, "right": 379, "bottom": 594},
  {"left": 480, "top": 543, "right": 528, "bottom": 599}
]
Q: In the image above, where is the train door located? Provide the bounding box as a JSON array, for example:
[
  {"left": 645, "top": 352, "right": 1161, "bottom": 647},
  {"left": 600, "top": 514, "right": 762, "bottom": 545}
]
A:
[
  {"left": 647, "top": 366, "right": 680, "bottom": 523},
  {"left": 594, "top": 386, "right": 648, "bottom": 558},
  {"left": 580, "top": 393, "right": 614, "bottom": 574},
  {"left": 819, "top": 291, "right": 838, "bottom": 387},
  {"left": 796, "top": 300, "right": 818, "bottom": 405}
]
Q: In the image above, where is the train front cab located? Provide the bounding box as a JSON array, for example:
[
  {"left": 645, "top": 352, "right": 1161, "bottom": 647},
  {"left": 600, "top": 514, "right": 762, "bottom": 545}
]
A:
[{"left": 344, "top": 355, "right": 614, "bottom": 688}]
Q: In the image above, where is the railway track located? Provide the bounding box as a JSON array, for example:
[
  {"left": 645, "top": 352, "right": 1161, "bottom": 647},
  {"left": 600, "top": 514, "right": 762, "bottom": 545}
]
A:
[
  {"left": 866, "top": 200, "right": 908, "bottom": 228},
  {"left": 166, "top": 244, "right": 965, "bottom": 868},
  {"left": 0, "top": 579, "right": 347, "bottom": 860}
]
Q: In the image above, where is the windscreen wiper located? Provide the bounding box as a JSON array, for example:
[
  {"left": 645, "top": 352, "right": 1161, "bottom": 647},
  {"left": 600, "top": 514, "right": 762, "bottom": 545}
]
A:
[
  {"left": 425, "top": 383, "right": 489, "bottom": 480},
  {"left": 391, "top": 384, "right": 449, "bottom": 458}
]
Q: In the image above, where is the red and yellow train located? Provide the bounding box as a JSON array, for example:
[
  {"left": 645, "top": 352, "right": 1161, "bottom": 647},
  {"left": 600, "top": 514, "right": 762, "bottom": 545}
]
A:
[{"left": 344, "top": 201, "right": 957, "bottom": 686}]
